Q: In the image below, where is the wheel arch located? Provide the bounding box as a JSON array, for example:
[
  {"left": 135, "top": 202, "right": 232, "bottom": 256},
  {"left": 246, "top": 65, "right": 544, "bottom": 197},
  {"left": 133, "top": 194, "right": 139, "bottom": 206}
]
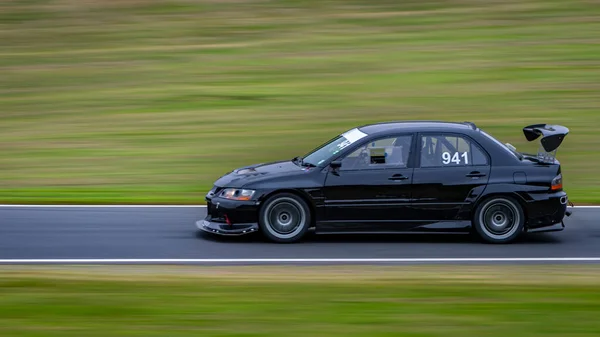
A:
[
  {"left": 258, "top": 189, "right": 317, "bottom": 227},
  {"left": 471, "top": 192, "right": 528, "bottom": 243},
  {"left": 471, "top": 192, "right": 529, "bottom": 223}
]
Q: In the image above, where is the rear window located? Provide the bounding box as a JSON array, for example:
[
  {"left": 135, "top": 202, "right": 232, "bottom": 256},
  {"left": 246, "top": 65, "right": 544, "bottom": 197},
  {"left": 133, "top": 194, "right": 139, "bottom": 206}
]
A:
[{"left": 480, "top": 130, "right": 521, "bottom": 159}]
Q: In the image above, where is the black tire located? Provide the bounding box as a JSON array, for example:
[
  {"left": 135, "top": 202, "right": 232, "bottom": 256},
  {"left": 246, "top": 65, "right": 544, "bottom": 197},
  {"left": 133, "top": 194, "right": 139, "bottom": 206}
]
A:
[
  {"left": 472, "top": 196, "right": 525, "bottom": 244},
  {"left": 258, "top": 192, "right": 311, "bottom": 243}
]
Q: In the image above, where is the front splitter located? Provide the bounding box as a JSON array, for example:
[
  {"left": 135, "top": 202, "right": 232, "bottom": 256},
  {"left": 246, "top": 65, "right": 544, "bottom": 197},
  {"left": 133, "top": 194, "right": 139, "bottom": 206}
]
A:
[{"left": 196, "top": 219, "right": 259, "bottom": 236}]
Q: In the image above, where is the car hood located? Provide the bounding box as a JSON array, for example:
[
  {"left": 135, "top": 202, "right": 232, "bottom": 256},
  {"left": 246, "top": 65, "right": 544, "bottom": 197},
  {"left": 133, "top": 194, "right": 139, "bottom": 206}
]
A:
[{"left": 213, "top": 160, "right": 306, "bottom": 188}]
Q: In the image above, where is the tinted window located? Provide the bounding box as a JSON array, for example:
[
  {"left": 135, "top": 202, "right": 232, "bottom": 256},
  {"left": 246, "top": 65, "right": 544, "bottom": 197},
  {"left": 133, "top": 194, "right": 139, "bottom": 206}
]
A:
[
  {"left": 340, "top": 135, "right": 413, "bottom": 170},
  {"left": 480, "top": 130, "right": 520, "bottom": 159},
  {"left": 420, "top": 134, "right": 488, "bottom": 167},
  {"left": 472, "top": 144, "right": 488, "bottom": 165}
]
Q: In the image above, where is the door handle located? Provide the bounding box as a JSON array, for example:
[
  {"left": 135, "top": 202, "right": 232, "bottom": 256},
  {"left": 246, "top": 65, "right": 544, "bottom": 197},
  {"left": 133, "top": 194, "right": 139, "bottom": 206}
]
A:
[
  {"left": 466, "top": 171, "right": 486, "bottom": 178},
  {"left": 388, "top": 174, "right": 409, "bottom": 181}
]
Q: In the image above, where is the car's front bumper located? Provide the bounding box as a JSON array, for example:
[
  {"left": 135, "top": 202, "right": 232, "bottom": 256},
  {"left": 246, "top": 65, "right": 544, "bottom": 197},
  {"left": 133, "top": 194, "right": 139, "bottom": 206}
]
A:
[
  {"left": 196, "top": 218, "right": 259, "bottom": 236},
  {"left": 195, "top": 196, "right": 260, "bottom": 236}
]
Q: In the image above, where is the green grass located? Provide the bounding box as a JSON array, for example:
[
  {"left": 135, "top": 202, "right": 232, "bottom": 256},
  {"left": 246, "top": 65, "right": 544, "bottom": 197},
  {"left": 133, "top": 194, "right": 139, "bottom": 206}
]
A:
[
  {"left": 1, "top": 265, "right": 600, "bottom": 336},
  {"left": 1, "top": 0, "right": 599, "bottom": 204}
]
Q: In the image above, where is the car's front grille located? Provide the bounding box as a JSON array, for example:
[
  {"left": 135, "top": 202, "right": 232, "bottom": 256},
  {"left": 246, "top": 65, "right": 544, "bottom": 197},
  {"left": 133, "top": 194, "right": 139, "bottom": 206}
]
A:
[
  {"left": 206, "top": 200, "right": 227, "bottom": 222},
  {"left": 205, "top": 185, "right": 224, "bottom": 218},
  {"left": 206, "top": 200, "right": 215, "bottom": 216}
]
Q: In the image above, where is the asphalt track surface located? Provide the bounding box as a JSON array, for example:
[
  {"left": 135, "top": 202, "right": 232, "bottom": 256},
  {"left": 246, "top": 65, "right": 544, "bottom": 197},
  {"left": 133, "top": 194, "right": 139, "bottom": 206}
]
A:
[{"left": 1, "top": 205, "right": 599, "bottom": 265}]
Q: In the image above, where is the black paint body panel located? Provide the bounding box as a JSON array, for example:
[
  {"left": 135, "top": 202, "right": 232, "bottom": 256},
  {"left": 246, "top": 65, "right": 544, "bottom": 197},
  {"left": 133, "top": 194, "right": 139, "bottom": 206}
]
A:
[{"left": 198, "top": 121, "right": 571, "bottom": 236}]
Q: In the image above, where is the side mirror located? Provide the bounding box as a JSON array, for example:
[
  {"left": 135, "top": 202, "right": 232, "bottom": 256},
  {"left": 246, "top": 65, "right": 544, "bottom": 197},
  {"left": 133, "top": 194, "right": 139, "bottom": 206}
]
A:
[{"left": 330, "top": 160, "right": 342, "bottom": 169}]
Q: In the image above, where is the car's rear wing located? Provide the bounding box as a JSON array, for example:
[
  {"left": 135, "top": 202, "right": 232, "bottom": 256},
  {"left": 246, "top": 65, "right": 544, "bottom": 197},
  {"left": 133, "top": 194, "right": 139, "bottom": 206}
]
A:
[{"left": 522, "top": 124, "right": 569, "bottom": 162}]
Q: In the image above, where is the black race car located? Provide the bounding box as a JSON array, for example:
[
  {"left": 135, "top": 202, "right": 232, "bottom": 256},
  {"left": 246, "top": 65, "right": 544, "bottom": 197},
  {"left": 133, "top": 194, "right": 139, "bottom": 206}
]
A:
[{"left": 196, "top": 121, "right": 572, "bottom": 244}]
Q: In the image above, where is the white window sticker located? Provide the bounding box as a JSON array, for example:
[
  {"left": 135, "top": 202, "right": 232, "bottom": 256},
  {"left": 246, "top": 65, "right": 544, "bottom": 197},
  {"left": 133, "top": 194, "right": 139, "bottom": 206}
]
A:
[
  {"left": 336, "top": 139, "right": 352, "bottom": 151},
  {"left": 442, "top": 151, "right": 469, "bottom": 165},
  {"left": 341, "top": 128, "right": 368, "bottom": 143}
]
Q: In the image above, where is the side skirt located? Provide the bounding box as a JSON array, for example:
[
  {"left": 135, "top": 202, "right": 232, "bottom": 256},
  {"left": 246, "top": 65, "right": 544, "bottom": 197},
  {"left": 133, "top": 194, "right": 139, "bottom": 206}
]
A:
[
  {"left": 314, "top": 231, "right": 471, "bottom": 235},
  {"left": 314, "top": 220, "right": 473, "bottom": 234}
]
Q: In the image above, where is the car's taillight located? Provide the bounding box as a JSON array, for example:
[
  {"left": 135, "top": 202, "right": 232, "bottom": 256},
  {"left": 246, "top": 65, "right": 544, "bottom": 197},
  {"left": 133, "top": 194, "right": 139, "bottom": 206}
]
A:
[{"left": 551, "top": 173, "right": 563, "bottom": 191}]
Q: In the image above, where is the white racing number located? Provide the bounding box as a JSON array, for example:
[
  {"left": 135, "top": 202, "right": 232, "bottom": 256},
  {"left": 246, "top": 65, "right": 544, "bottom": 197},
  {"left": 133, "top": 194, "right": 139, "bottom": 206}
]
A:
[{"left": 442, "top": 151, "right": 469, "bottom": 165}]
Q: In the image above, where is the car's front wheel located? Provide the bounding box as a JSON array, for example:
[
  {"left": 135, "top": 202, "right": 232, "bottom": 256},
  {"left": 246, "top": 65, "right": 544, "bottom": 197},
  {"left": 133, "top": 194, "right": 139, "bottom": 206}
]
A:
[
  {"left": 258, "top": 192, "right": 311, "bottom": 243},
  {"left": 473, "top": 196, "right": 525, "bottom": 244}
]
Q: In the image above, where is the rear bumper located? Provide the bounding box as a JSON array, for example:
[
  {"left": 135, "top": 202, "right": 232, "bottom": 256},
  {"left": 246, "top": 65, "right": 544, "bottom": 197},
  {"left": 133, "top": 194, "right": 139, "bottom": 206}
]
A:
[
  {"left": 524, "top": 190, "right": 571, "bottom": 231},
  {"left": 525, "top": 220, "right": 565, "bottom": 233}
]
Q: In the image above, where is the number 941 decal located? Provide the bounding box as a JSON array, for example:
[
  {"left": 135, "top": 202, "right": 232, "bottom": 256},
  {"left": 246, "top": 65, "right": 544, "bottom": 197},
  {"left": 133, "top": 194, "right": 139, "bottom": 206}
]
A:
[{"left": 442, "top": 151, "right": 469, "bottom": 165}]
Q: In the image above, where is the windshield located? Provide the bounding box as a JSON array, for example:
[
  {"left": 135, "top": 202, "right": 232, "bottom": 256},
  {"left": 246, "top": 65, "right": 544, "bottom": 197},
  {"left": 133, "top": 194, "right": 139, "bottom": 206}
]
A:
[{"left": 301, "top": 128, "right": 368, "bottom": 166}]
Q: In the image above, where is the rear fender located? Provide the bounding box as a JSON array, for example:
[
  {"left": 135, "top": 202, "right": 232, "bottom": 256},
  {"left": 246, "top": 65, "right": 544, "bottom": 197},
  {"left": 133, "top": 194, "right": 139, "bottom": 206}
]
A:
[{"left": 470, "top": 187, "right": 530, "bottom": 220}]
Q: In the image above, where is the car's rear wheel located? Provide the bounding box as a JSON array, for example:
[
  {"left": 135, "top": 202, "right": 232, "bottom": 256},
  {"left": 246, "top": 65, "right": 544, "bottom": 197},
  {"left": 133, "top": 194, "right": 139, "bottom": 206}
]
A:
[
  {"left": 258, "top": 193, "right": 311, "bottom": 243},
  {"left": 473, "top": 196, "right": 525, "bottom": 244}
]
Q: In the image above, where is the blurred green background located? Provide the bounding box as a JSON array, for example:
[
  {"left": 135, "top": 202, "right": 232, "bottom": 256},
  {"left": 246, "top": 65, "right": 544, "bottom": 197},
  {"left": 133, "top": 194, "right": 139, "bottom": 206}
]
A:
[
  {"left": 2, "top": 265, "right": 600, "bottom": 336},
  {"left": 1, "top": 0, "right": 599, "bottom": 204}
]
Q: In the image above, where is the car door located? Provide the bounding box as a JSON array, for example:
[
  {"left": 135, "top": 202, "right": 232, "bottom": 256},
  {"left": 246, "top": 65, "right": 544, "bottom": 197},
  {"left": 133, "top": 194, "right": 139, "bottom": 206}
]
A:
[
  {"left": 320, "top": 134, "right": 418, "bottom": 232},
  {"left": 411, "top": 132, "right": 491, "bottom": 221}
]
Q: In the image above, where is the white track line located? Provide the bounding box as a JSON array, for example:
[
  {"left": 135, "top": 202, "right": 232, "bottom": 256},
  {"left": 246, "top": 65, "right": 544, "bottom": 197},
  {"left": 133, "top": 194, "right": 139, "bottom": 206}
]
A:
[
  {"left": 0, "top": 205, "right": 595, "bottom": 208},
  {"left": 1, "top": 258, "right": 600, "bottom": 264},
  {"left": 0, "top": 205, "right": 206, "bottom": 208}
]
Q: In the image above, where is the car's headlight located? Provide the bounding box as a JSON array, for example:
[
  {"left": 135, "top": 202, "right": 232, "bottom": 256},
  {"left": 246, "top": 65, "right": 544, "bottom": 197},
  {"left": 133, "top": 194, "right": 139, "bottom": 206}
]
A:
[{"left": 219, "top": 188, "right": 255, "bottom": 201}]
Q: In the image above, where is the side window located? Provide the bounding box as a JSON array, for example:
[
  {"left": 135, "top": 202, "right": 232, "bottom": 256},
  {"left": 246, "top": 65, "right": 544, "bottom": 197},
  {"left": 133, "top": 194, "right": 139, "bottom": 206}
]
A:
[
  {"left": 472, "top": 143, "right": 488, "bottom": 165},
  {"left": 420, "top": 134, "right": 488, "bottom": 168},
  {"left": 340, "top": 135, "right": 413, "bottom": 170}
]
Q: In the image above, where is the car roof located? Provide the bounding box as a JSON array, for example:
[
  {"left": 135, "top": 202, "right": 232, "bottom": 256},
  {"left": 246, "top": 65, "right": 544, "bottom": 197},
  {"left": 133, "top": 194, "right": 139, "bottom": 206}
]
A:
[{"left": 357, "top": 120, "right": 478, "bottom": 135}]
